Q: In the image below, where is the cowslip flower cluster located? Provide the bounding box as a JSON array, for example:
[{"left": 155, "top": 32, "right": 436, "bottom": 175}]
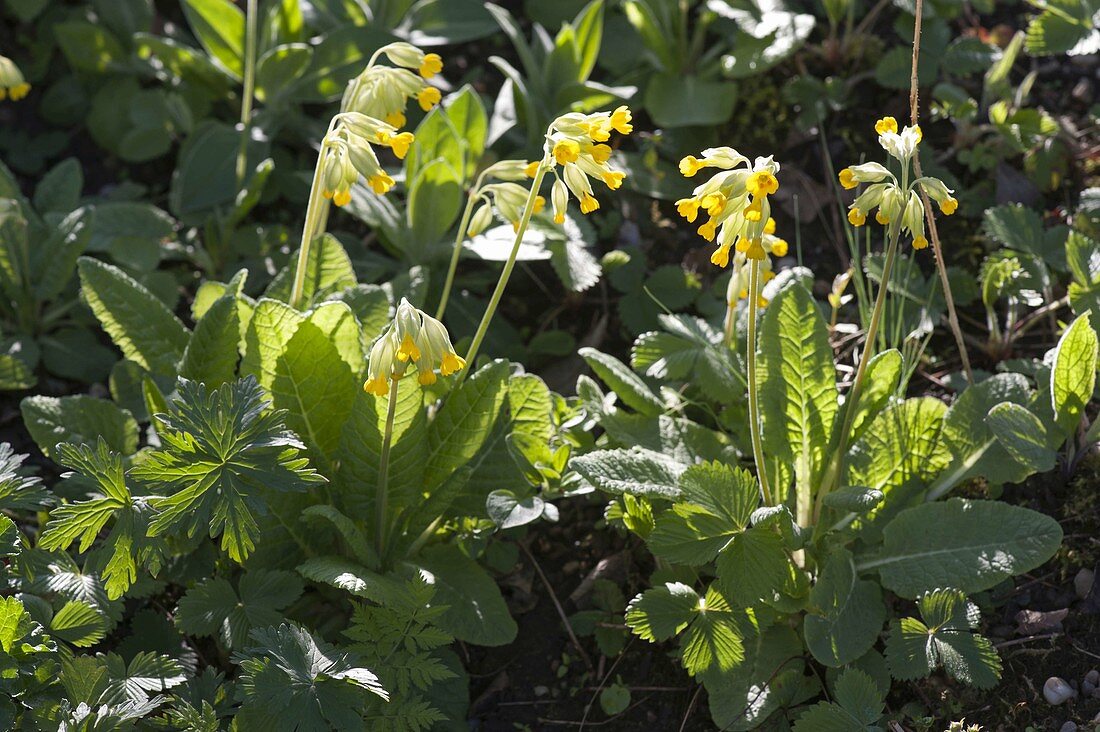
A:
[
  {"left": 527, "top": 107, "right": 632, "bottom": 224},
  {"left": 319, "top": 113, "right": 416, "bottom": 205},
  {"left": 0, "top": 55, "right": 29, "bottom": 102},
  {"left": 839, "top": 117, "right": 959, "bottom": 250},
  {"left": 364, "top": 299, "right": 466, "bottom": 395},
  {"left": 341, "top": 42, "right": 443, "bottom": 130},
  {"left": 676, "top": 149, "right": 782, "bottom": 267}
]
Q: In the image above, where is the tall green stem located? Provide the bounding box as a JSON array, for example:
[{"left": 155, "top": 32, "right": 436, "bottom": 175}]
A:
[
  {"left": 461, "top": 162, "right": 549, "bottom": 369},
  {"left": 436, "top": 171, "right": 489, "bottom": 319},
  {"left": 813, "top": 220, "right": 902, "bottom": 526},
  {"left": 375, "top": 375, "right": 401, "bottom": 558},
  {"left": 746, "top": 259, "right": 774, "bottom": 506},
  {"left": 235, "top": 0, "right": 258, "bottom": 188},
  {"left": 289, "top": 142, "right": 330, "bottom": 310}
]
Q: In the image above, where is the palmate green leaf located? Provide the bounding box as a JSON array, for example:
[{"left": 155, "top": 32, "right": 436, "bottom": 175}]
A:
[
  {"left": 335, "top": 374, "right": 426, "bottom": 519},
  {"left": 1051, "top": 312, "right": 1097, "bottom": 436},
  {"left": 571, "top": 446, "right": 686, "bottom": 498},
  {"left": 21, "top": 394, "right": 139, "bottom": 458},
  {"left": 235, "top": 623, "right": 387, "bottom": 732},
  {"left": 179, "top": 293, "right": 241, "bottom": 388},
  {"left": 0, "top": 596, "right": 53, "bottom": 656},
  {"left": 803, "top": 549, "right": 885, "bottom": 668},
  {"left": 648, "top": 462, "right": 759, "bottom": 565},
  {"left": 416, "top": 543, "right": 517, "bottom": 647},
  {"left": 423, "top": 360, "right": 510, "bottom": 489},
  {"left": 271, "top": 320, "right": 358, "bottom": 469},
  {"left": 0, "top": 443, "right": 50, "bottom": 511},
  {"left": 176, "top": 570, "right": 303, "bottom": 649},
  {"left": 792, "top": 668, "right": 885, "bottom": 731},
  {"left": 38, "top": 441, "right": 162, "bottom": 600},
  {"left": 759, "top": 282, "right": 838, "bottom": 514},
  {"left": 104, "top": 650, "right": 188, "bottom": 705},
  {"left": 133, "top": 377, "right": 324, "bottom": 563},
  {"left": 77, "top": 257, "right": 190, "bottom": 377},
  {"left": 886, "top": 588, "right": 1001, "bottom": 689},
  {"left": 716, "top": 526, "right": 797, "bottom": 608},
  {"left": 49, "top": 599, "right": 108, "bottom": 647},
  {"left": 625, "top": 583, "right": 744, "bottom": 676},
  {"left": 631, "top": 314, "right": 741, "bottom": 404},
  {"left": 580, "top": 347, "right": 664, "bottom": 416},
  {"left": 702, "top": 621, "right": 813, "bottom": 731},
  {"left": 862, "top": 498, "right": 1063, "bottom": 598}
]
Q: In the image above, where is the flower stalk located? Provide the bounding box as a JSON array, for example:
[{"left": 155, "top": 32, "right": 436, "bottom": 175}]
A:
[
  {"left": 375, "top": 373, "right": 402, "bottom": 557},
  {"left": 462, "top": 162, "right": 549, "bottom": 369},
  {"left": 235, "top": 0, "right": 258, "bottom": 189},
  {"left": 746, "top": 258, "right": 774, "bottom": 506},
  {"left": 436, "top": 169, "right": 491, "bottom": 320}
]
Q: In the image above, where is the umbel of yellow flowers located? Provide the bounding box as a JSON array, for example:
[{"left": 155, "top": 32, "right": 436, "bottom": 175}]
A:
[
  {"left": 319, "top": 42, "right": 443, "bottom": 206},
  {"left": 364, "top": 299, "right": 466, "bottom": 396},
  {"left": 0, "top": 55, "right": 30, "bottom": 102},
  {"left": 530, "top": 107, "right": 632, "bottom": 224},
  {"left": 839, "top": 116, "right": 958, "bottom": 249},
  {"left": 675, "top": 149, "right": 783, "bottom": 267}
]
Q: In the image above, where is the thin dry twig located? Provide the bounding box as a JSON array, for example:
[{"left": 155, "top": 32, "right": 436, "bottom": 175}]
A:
[{"left": 909, "top": 0, "right": 975, "bottom": 385}]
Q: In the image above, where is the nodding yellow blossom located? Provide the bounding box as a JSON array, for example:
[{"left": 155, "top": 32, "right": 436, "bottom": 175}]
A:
[
  {"left": 365, "top": 298, "right": 465, "bottom": 394},
  {"left": 319, "top": 113, "right": 409, "bottom": 205},
  {"left": 341, "top": 42, "right": 443, "bottom": 127},
  {"left": 840, "top": 124, "right": 958, "bottom": 249},
  {"left": 675, "top": 147, "right": 782, "bottom": 266},
  {"left": 540, "top": 107, "right": 632, "bottom": 223},
  {"left": 524, "top": 161, "right": 541, "bottom": 178},
  {"left": 419, "top": 53, "right": 443, "bottom": 79},
  {"left": 875, "top": 117, "right": 898, "bottom": 136},
  {"left": 0, "top": 56, "right": 29, "bottom": 102},
  {"left": 553, "top": 139, "right": 581, "bottom": 165}
]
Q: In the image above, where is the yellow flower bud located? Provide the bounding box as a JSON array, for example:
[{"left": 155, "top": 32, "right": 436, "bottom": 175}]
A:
[{"left": 875, "top": 116, "right": 898, "bottom": 135}]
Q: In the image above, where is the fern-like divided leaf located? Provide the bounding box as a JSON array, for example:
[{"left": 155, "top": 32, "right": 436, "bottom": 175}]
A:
[
  {"left": 343, "top": 573, "right": 454, "bottom": 732},
  {"left": 234, "top": 623, "right": 387, "bottom": 731},
  {"left": 0, "top": 443, "right": 49, "bottom": 512},
  {"left": 132, "top": 377, "right": 325, "bottom": 563},
  {"left": 885, "top": 588, "right": 1002, "bottom": 689}
]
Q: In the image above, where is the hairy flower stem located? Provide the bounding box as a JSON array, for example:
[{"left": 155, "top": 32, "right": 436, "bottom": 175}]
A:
[
  {"left": 289, "top": 150, "right": 328, "bottom": 310},
  {"left": 235, "top": 0, "right": 258, "bottom": 189},
  {"left": 746, "top": 259, "right": 775, "bottom": 506},
  {"left": 375, "top": 374, "right": 401, "bottom": 558},
  {"left": 436, "top": 170, "right": 490, "bottom": 320},
  {"left": 461, "top": 161, "right": 549, "bottom": 370},
  {"left": 908, "top": 0, "right": 974, "bottom": 385},
  {"left": 813, "top": 221, "right": 903, "bottom": 528}
]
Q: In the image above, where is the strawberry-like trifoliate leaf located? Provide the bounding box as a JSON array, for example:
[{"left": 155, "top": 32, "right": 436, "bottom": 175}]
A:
[
  {"left": 792, "top": 668, "right": 885, "bottom": 731},
  {"left": 132, "top": 377, "right": 325, "bottom": 563},
  {"left": 885, "top": 588, "right": 1002, "bottom": 689},
  {"left": 234, "top": 623, "right": 388, "bottom": 731}
]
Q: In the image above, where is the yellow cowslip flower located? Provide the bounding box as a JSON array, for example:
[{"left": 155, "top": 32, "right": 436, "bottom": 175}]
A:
[
  {"left": 916, "top": 176, "right": 959, "bottom": 216},
  {"left": 0, "top": 56, "right": 29, "bottom": 102},
  {"left": 878, "top": 121, "right": 922, "bottom": 163},
  {"left": 319, "top": 113, "right": 410, "bottom": 205},
  {"left": 675, "top": 148, "right": 781, "bottom": 266},
  {"left": 875, "top": 116, "right": 898, "bottom": 135},
  {"left": 419, "top": 53, "right": 443, "bottom": 79},
  {"left": 364, "top": 298, "right": 466, "bottom": 394},
  {"left": 341, "top": 42, "right": 443, "bottom": 127},
  {"left": 541, "top": 108, "right": 632, "bottom": 222}
]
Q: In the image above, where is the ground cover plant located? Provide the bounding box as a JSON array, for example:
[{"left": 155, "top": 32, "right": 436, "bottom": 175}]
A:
[{"left": 0, "top": 0, "right": 1098, "bottom": 729}]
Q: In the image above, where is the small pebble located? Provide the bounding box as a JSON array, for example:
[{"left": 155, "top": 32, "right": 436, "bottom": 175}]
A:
[
  {"left": 533, "top": 685, "right": 549, "bottom": 697},
  {"left": 1084, "top": 669, "right": 1099, "bottom": 696},
  {"left": 1045, "top": 676, "right": 1077, "bottom": 705},
  {"left": 1075, "top": 568, "right": 1095, "bottom": 599},
  {"left": 1059, "top": 722, "right": 1077, "bottom": 732}
]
